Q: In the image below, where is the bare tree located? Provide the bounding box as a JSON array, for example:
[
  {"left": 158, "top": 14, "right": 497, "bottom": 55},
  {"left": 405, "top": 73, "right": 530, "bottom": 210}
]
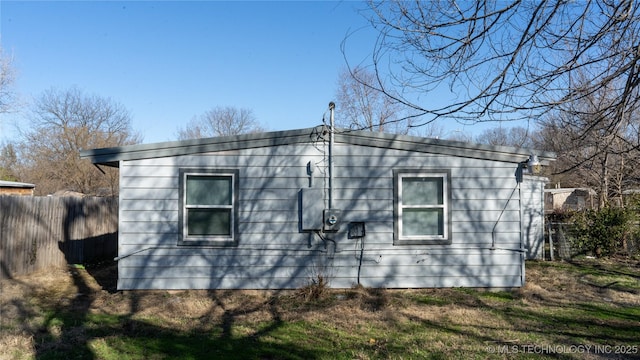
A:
[
  {"left": 176, "top": 106, "right": 264, "bottom": 140},
  {"left": 444, "top": 131, "right": 473, "bottom": 142},
  {"left": 538, "top": 75, "right": 640, "bottom": 207},
  {"left": 16, "top": 87, "right": 141, "bottom": 196},
  {"left": 0, "top": 47, "right": 21, "bottom": 142},
  {"left": 412, "top": 122, "right": 452, "bottom": 139},
  {"left": 334, "top": 66, "right": 409, "bottom": 133},
  {"left": 0, "top": 47, "right": 17, "bottom": 114},
  {"left": 474, "top": 126, "right": 535, "bottom": 148},
  {"left": 0, "top": 49, "right": 23, "bottom": 183},
  {"left": 349, "top": 1, "right": 640, "bottom": 135},
  {"left": 0, "top": 143, "right": 19, "bottom": 181}
]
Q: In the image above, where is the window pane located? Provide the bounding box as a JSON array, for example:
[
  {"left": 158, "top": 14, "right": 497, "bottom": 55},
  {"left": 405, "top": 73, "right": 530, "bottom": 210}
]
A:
[
  {"left": 402, "top": 208, "right": 443, "bottom": 236},
  {"left": 187, "top": 209, "right": 231, "bottom": 236},
  {"left": 403, "top": 177, "right": 443, "bottom": 205},
  {"left": 186, "top": 176, "right": 231, "bottom": 205}
]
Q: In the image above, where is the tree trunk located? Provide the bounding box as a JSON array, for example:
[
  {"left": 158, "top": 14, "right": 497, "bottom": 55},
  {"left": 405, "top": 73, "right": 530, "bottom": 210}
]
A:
[{"left": 599, "top": 153, "right": 609, "bottom": 209}]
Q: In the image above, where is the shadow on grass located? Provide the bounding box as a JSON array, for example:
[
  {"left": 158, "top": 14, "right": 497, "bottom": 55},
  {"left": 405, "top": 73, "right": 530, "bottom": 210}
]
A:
[
  {"left": 34, "top": 314, "right": 328, "bottom": 360},
  {"left": 559, "top": 258, "right": 640, "bottom": 281},
  {"left": 85, "top": 260, "right": 118, "bottom": 293},
  {"left": 6, "top": 260, "right": 640, "bottom": 359},
  {"left": 34, "top": 264, "right": 96, "bottom": 359},
  {"left": 29, "top": 262, "right": 327, "bottom": 360},
  {"left": 383, "top": 260, "right": 640, "bottom": 358},
  {"left": 83, "top": 318, "right": 328, "bottom": 360},
  {"left": 397, "top": 291, "right": 640, "bottom": 360}
]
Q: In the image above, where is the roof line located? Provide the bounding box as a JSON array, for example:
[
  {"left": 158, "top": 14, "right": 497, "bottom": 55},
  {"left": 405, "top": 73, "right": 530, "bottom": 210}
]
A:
[
  {"left": 0, "top": 180, "right": 36, "bottom": 188},
  {"left": 80, "top": 125, "right": 556, "bottom": 167}
]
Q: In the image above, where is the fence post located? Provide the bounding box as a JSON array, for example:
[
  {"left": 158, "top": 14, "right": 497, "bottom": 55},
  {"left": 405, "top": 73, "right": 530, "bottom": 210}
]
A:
[{"left": 547, "top": 221, "right": 554, "bottom": 261}]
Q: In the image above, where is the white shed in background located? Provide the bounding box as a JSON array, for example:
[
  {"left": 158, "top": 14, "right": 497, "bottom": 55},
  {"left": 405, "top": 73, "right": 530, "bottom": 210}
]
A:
[{"left": 545, "top": 187, "right": 596, "bottom": 213}]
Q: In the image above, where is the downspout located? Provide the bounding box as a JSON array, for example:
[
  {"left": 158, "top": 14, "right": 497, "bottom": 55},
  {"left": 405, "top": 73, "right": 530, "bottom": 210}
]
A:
[
  {"left": 328, "top": 101, "right": 335, "bottom": 209},
  {"left": 519, "top": 171, "right": 525, "bottom": 286}
]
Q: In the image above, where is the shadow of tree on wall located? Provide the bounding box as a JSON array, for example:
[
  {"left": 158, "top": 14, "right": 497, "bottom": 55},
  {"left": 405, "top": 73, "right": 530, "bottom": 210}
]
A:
[
  {"left": 329, "top": 142, "right": 532, "bottom": 290},
  {"left": 113, "top": 131, "right": 541, "bottom": 293},
  {"left": 117, "top": 145, "right": 338, "bottom": 292}
]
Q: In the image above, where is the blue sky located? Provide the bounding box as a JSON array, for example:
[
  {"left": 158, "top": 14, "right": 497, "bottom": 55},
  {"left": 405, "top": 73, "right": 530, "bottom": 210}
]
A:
[
  {"left": 0, "top": 1, "right": 382, "bottom": 143},
  {"left": 0, "top": 1, "right": 495, "bottom": 145}
]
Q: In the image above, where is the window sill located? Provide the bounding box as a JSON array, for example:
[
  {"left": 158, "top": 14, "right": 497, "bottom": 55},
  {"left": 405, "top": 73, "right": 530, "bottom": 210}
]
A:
[{"left": 177, "top": 239, "right": 238, "bottom": 247}]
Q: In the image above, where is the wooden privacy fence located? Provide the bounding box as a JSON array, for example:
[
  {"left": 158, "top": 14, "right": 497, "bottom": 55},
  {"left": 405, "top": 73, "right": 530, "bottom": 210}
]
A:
[{"left": 0, "top": 195, "right": 118, "bottom": 279}]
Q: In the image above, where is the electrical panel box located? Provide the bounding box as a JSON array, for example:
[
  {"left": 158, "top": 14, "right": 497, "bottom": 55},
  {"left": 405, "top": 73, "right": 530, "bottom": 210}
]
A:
[
  {"left": 348, "top": 222, "right": 366, "bottom": 239},
  {"left": 300, "top": 188, "right": 324, "bottom": 231},
  {"left": 323, "top": 209, "right": 342, "bottom": 232}
]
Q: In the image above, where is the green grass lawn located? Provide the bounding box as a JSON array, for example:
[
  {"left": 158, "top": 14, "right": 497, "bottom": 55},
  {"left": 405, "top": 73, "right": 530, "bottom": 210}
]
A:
[{"left": 1, "top": 258, "right": 639, "bottom": 359}]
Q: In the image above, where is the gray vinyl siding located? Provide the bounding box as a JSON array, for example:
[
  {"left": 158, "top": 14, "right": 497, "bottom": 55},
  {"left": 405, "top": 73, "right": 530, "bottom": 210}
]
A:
[{"left": 116, "top": 142, "right": 529, "bottom": 290}]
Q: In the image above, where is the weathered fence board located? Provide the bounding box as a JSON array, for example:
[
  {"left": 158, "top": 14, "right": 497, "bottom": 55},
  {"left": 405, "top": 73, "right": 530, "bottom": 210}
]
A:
[{"left": 0, "top": 196, "right": 118, "bottom": 279}]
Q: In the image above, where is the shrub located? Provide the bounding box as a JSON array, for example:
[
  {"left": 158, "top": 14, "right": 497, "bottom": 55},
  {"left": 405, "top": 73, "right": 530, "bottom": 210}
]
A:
[
  {"left": 570, "top": 207, "right": 637, "bottom": 257},
  {"left": 296, "top": 274, "right": 329, "bottom": 301}
]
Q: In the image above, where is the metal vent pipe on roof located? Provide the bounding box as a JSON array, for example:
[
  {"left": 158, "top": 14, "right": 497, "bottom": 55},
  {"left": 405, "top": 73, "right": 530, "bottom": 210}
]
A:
[{"left": 328, "top": 101, "right": 335, "bottom": 209}]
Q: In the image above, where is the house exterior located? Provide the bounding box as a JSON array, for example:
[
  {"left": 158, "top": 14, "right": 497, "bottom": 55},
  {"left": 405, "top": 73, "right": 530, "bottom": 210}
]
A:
[
  {"left": 0, "top": 180, "right": 35, "bottom": 196},
  {"left": 80, "top": 126, "right": 554, "bottom": 290}
]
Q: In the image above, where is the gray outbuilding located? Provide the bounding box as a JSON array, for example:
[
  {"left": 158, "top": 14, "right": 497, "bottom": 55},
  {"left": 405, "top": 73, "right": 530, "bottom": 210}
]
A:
[{"left": 80, "top": 126, "right": 554, "bottom": 290}]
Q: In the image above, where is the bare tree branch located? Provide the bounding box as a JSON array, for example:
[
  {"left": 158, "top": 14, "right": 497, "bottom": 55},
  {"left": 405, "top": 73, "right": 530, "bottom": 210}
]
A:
[
  {"left": 348, "top": 0, "right": 640, "bottom": 129},
  {"left": 0, "top": 47, "right": 17, "bottom": 114},
  {"left": 334, "top": 66, "right": 411, "bottom": 133}
]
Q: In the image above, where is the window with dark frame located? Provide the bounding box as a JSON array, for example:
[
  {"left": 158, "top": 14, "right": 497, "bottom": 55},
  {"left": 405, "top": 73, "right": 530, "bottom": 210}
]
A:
[
  {"left": 179, "top": 169, "right": 239, "bottom": 246},
  {"left": 394, "top": 169, "right": 452, "bottom": 245}
]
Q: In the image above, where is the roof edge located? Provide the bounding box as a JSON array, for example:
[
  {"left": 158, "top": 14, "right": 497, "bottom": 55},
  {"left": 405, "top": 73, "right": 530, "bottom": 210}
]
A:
[
  {"left": 80, "top": 126, "right": 325, "bottom": 167},
  {"left": 80, "top": 125, "right": 556, "bottom": 167},
  {"left": 0, "top": 180, "right": 36, "bottom": 188},
  {"left": 335, "top": 128, "right": 556, "bottom": 163}
]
